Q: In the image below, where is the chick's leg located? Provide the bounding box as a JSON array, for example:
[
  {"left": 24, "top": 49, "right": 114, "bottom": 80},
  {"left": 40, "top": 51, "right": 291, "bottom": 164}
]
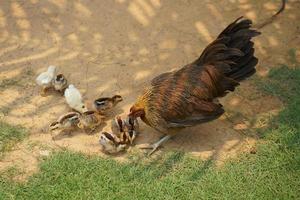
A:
[
  {"left": 88, "top": 127, "right": 97, "bottom": 134},
  {"left": 141, "top": 135, "right": 172, "bottom": 156}
]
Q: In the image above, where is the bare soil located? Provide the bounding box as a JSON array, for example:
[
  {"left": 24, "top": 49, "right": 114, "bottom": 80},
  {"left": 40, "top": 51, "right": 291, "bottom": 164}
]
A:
[{"left": 0, "top": 0, "right": 299, "bottom": 180}]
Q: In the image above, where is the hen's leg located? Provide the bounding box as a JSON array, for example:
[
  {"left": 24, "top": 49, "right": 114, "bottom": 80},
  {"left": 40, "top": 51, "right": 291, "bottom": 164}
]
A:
[{"left": 140, "top": 135, "right": 172, "bottom": 156}]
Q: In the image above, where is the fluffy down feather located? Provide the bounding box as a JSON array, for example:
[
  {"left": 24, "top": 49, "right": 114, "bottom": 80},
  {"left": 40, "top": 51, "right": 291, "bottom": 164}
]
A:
[
  {"left": 36, "top": 65, "right": 56, "bottom": 87},
  {"left": 64, "top": 84, "right": 88, "bottom": 113}
]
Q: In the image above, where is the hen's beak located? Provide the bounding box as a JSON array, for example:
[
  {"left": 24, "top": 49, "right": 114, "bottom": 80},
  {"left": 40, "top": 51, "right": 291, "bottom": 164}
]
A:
[
  {"left": 128, "top": 114, "right": 136, "bottom": 125},
  {"left": 128, "top": 108, "right": 134, "bottom": 119}
]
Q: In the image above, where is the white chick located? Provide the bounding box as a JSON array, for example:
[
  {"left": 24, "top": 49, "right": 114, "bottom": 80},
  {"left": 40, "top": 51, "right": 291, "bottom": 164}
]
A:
[
  {"left": 36, "top": 65, "right": 56, "bottom": 95},
  {"left": 64, "top": 84, "right": 88, "bottom": 113}
]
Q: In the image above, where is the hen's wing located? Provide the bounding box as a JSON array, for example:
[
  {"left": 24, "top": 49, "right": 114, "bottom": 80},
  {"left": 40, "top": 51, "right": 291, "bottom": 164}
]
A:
[
  {"left": 150, "top": 65, "right": 228, "bottom": 128},
  {"left": 167, "top": 101, "right": 224, "bottom": 128},
  {"left": 151, "top": 72, "right": 173, "bottom": 86}
]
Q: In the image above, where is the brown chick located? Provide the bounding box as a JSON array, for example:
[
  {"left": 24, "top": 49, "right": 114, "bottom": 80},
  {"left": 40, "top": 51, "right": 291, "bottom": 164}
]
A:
[
  {"left": 49, "top": 112, "right": 80, "bottom": 136},
  {"left": 111, "top": 116, "right": 126, "bottom": 138},
  {"left": 111, "top": 116, "right": 138, "bottom": 145},
  {"left": 128, "top": 17, "right": 261, "bottom": 155},
  {"left": 111, "top": 116, "right": 128, "bottom": 143},
  {"left": 124, "top": 116, "right": 139, "bottom": 145},
  {"left": 93, "top": 95, "right": 123, "bottom": 115},
  {"left": 77, "top": 110, "right": 105, "bottom": 134}
]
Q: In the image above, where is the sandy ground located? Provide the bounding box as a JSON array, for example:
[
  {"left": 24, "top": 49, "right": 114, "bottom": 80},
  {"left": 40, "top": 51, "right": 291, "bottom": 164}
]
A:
[{"left": 0, "top": 0, "right": 299, "bottom": 180}]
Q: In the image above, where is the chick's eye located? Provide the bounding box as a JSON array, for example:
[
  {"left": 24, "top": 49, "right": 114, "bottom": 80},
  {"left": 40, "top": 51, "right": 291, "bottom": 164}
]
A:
[{"left": 82, "top": 105, "right": 85, "bottom": 108}]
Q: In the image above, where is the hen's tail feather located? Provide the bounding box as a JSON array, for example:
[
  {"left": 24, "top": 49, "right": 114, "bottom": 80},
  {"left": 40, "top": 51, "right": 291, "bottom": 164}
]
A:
[
  {"left": 230, "top": 57, "right": 258, "bottom": 81},
  {"left": 218, "top": 16, "right": 244, "bottom": 35},
  {"left": 229, "top": 48, "right": 254, "bottom": 74},
  {"left": 194, "top": 17, "right": 260, "bottom": 86},
  {"left": 241, "top": 41, "right": 254, "bottom": 55}
]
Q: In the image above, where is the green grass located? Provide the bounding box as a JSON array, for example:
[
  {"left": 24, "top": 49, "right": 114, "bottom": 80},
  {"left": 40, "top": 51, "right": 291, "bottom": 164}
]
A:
[
  {"left": 0, "top": 66, "right": 300, "bottom": 200},
  {"left": 0, "top": 121, "right": 27, "bottom": 157}
]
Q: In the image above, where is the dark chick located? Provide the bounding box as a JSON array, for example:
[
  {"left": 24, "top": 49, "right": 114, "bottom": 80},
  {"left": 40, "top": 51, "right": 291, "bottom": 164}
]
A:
[
  {"left": 53, "top": 74, "right": 68, "bottom": 93},
  {"left": 128, "top": 17, "right": 261, "bottom": 155}
]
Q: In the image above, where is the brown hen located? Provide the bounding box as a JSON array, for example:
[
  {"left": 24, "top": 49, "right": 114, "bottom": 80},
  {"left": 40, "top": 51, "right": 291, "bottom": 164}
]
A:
[{"left": 129, "top": 17, "right": 261, "bottom": 155}]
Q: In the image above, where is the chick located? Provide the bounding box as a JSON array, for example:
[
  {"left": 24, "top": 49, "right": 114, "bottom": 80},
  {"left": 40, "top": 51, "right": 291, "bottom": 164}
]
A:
[
  {"left": 64, "top": 84, "right": 88, "bottom": 113},
  {"left": 124, "top": 116, "right": 139, "bottom": 145},
  {"left": 111, "top": 116, "right": 126, "bottom": 137},
  {"left": 49, "top": 112, "right": 80, "bottom": 134},
  {"left": 36, "top": 65, "right": 56, "bottom": 96},
  {"left": 111, "top": 116, "right": 138, "bottom": 145},
  {"left": 111, "top": 116, "right": 129, "bottom": 144},
  {"left": 77, "top": 111, "right": 105, "bottom": 134},
  {"left": 53, "top": 74, "right": 68, "bottom": 94},
  {"left": 99, "top": 132, "right": 126, "bottom": 154},
  {"left": 93, "top": 95, "right": 123, "bottom": 114}
]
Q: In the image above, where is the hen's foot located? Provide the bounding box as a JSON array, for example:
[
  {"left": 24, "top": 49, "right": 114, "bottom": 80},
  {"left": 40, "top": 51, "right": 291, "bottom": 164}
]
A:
[{"left": 140, "top": 135, "right": 172, "bottom": 156}]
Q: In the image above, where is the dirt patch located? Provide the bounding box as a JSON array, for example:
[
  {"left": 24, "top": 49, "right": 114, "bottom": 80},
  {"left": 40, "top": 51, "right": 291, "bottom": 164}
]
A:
[
  {"left": 0, "top": 142, "right": 40, "bottom": 182},
  {"left": 0, "top": 0, "right": 299, "bottom": 179}
]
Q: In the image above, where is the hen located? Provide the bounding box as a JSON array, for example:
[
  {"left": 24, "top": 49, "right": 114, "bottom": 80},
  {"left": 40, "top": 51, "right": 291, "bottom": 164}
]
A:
[{"left": 128, "top": 17, "right": 261, "bottom": 155}]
